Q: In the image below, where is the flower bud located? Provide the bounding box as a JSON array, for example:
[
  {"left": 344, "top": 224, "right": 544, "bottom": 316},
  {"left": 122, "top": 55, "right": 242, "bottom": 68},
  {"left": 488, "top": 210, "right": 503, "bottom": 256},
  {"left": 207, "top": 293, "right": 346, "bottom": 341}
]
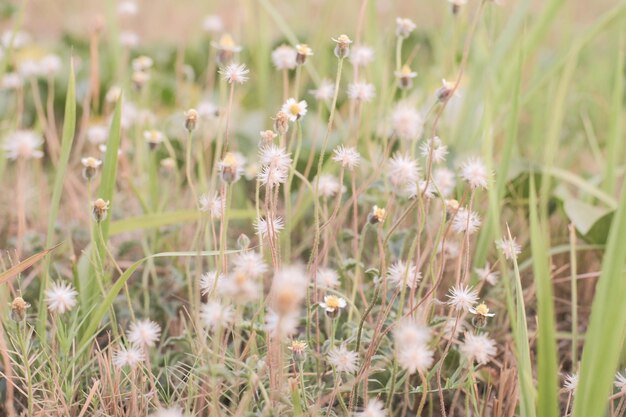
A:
[
  {"left": 92, "top": 198, "right": 110, "bottom": 222},
  {"left": 10, "top": 297, "right": 30, "bottom": 322},
  {"left": 185, "top": 109, "right": 199, "bottom": 132},
  {"left": 332, "top": 34, "right": 352, "bottom": 59},
  {"left": 273, "top": 111, "right": 290, "bottom": 136}
]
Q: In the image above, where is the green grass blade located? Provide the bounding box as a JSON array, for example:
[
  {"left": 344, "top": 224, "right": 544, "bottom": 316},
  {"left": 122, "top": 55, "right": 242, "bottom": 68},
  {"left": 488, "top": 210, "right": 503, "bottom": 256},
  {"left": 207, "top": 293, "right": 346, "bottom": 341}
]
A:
[
  {"left": 602, "top": 32, "right": 624, "bottom": 195},
  {"left": 530, "top": 177, "right": 559, "bottom": 417}
]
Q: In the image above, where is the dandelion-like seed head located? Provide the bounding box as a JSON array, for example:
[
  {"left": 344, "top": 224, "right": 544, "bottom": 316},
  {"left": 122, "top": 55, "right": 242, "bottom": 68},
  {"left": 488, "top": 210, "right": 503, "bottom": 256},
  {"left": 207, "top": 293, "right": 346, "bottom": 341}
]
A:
[
  {"left": 332, "top": 145, "right": 361, "bottom": 170},
  {"left": 310, "top": 79, "right": 335, "bottom": 101},
  {"left": 45, "top": 282, "right": 78, "bottom": 314},
  {"left": 350, "top": 45, "right": 375, "bottom": 67},
  {"left": 271, "top": 45, "right": 297, "bottom": 70},
  {"left": 327, "top": 345, "right": 359, "bottom": 373},
  {"left": 460, "top": 157, "right": 490, "bottom": 189},
  {"left": 460, "top": 332, "right": 497, "bottom": 365},
  {"left": 3, "top": 130, "right": 44, "bottom": 160},
  {"left": 391, "top": 103, "right": 424, "bottom": 141},
  {"left": 113, "top": 345, "right": 145, "bottom": 369},
  {"left": 387, "top": 261, "right": 421, "bottom": 289},
  {"left": 347, "top": 82, "right": 376, "bottom": 102},
  {"left": 396, "top": 17, "right": 416, "bottom": 38},
  {"left": 496, "top": 236, "right": 522, "bottom": 261},
  {"left": 220, "top": 63, "right": 250, "bottom": 85},
  {"left": 356, "top": 399, "right": 387, "bottom": 417},
  {"left": 446, "top": 284, "right": 479, "bottom": 311},
  {"left": 127, "top": 319, "right": 161, "bottom": 348}
]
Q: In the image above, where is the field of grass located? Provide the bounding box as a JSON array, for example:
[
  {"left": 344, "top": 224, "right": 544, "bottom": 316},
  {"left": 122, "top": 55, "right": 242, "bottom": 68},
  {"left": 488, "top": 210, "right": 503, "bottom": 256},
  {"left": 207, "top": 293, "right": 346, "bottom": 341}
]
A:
[{"left": 0, "top": 0, "right": 625, "bottom": 416}]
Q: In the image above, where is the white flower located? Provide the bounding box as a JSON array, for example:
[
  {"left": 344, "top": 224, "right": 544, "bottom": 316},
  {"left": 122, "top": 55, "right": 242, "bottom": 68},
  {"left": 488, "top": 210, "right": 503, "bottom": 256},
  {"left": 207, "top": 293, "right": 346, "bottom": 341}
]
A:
[
  {"left": 221, "top": 270, "right": 260, "bottom": 303},
  {"left": 281, "top": 98, "right": 308, "bottom": 121},
  {"left": 446, "top": 284, "right": 478, "bottom": 311},
  {"left": 393, "top": 319, "right": 431, "bottom": 346},
  {"left": 356, "top": 399, "right": 387, "bottom": 417},
  {"left": 327, "top": 345, "right": 359, "bottom": 373},
  {"left": 200, "top": 270, "right": 224, "bottom": 296},
  {"left": 259, "top": 165, "right": 288, "bottom": 187},
  {"left": 388, "top": 153, "right": 419, "bottom": 189},
  {"left": 1, "top": 72, "right": 23, "bottom": 90},
  {"left": 271, "top": 45, "right": 297, "bottom": 70},
  {"left": 316, "top": 268, "right": 340, "bottom": 289},
  {"left": 3, "top": 130, "right": 44, "bottom": 160},
  {"left": 132, "top": 56, "right": 153, "bottom": 72},
  {"left": 310, "top": 79, "right": 335, "bottom": 101},
  {"left": 197, "top": 100, "right": 219, "bottom": 119},
  {"left": 319, "top": 295, "right": 347, "bottom": 314},
  {"left": 40, "top": 54, "right": 62, "bottom": 76},
  {"left": 45, "top": 282, "right": 78, "bottom": 314},
  {"left": 81, "top": 156, "right": 103, "bottom": 169},
  {"left": 460, "top": 157, "right": 490, "bottom": 189},
  {"left": 496, "top": 236, "right": 522, "bottom": 261},
  {"left": 614, "top": 370, "right": 626, "bottom": 391},
  {"left": 394, "top": 320, "right": 433, "bottom": 374},
  {"left": 199, "top": 193, "right": 223, "bottom": 218},
  {"left": 200, "top": 301, "right": 234, "bottom": 331},
  {"left": 218, "top": 152, "right": 245, "bottom": 183},
  {"left": 396, "top": 17, "right": 416, "bottom": 38},
  {"left": 2, "top": 30, "right": 30, "bottom": 49},
  {"left": 347, "top": 82, "right": 376, "bottom": 102},
  {"left": 202, "top": 15, "right": 224, "bottom": 33},
  {"left": 387, "top": 261, "right": 421, "bottom": 289},
  {"left": 127, "top": 319, "right": 161, "bottom": 347},
  {"left": 452, "top": 208, "right": 481, "bottom": 235},
  {"left": 332, "top": 145, "right": 360, "bottom": 170},
  {"left": 420, "top": 136, "right": 448, "bottom": 163},
  {"left": 232, "top": 251, "right": 268, "bottom": 278},
  {"left": 255, "top": 216, "right": 285, "bottom": 238},
  {"left": 18, "top": 59, "right": 43, "bottom": 78},
  {"left": 563, "top": 373, "right": 578, "bottom": 393},
  {"left": 220, "top": 63, "right": 249, "bottom": 84},
  {"left": 87, "top": 125, "right": 108, "bottom": 144},
  {"left": 349, "top": 45, "right": 375, "bottom": 67},
  {"left": 432, "top": 168, "right": 456, "bottom": 197},
  {"left": 475, "top": 263, "right": 499, "bottom": 285},
  {"left": 119, "top": 31, "right": 139, "bottom": 48},
  {"left": 113, "top": 345, "right": 145, "bottom": 369},
  {"left": 265, "top": 309, "right": 299, "bottom": 339},
  {"left": 259, "top": 144, "right": 292, "bottom": 168},
  {"left": 117, "top": 1, "right": 138, "bottom": 17},
  {"left": 391, "top": 103, "right": 423, "bottom": 141},
  {"left": 316, "top": 174, "right": 343, "bottom": 198},
  {"left": 460, "top": 332, "right": 497, "bottom": 365}
]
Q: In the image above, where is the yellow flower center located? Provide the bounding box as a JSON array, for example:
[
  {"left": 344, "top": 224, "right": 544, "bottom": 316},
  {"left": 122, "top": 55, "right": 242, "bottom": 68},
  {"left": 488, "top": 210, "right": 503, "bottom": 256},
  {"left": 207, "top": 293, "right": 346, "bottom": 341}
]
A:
[
  {"left": 475, "top": 303, "right": 490, "bottom": 315},
  {"left": 289, "top": 103, "right": 301, "bottom": 116},
  {"left": 401, "top": 65, "right": 412, "bottom": 76},
  {"left": 222, "top": 152, "right": 237, "bottom": 166},
  {"left": 325, "top": 296, "right": 341, "bottom": 309},
  {"left": 219, "top": 34, "right": 235, "bottom": 49}
]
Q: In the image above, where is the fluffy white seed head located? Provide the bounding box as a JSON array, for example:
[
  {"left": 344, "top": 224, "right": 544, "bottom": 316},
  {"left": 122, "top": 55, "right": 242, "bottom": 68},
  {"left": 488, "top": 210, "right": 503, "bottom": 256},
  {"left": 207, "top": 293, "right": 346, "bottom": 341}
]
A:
[
  {"left": 127, "top": 319, "right": 161, "bottom": 348},
  {"left": 459, "top": 332, "right": 497, "bottom": 365},
  {"left": 45, "top": 282, "right": 78, "bottom": 314},
  {"left": 347, "top": 82, "right": 376, "bottom": 102},
  {"left": 271, "top": 45, "right": 297, "bottom": 70},
  {"left": 446, "top": 284, "right": 479, "bottom": 311},
  {"left": 387, "top": 261, "right": 421, "bottom": 289},
  {"left": 327, "top": 345, "right": 359, "bottom": 373},
  {"left": 391, "top": 103, "right": 424, "bottom": 141}
]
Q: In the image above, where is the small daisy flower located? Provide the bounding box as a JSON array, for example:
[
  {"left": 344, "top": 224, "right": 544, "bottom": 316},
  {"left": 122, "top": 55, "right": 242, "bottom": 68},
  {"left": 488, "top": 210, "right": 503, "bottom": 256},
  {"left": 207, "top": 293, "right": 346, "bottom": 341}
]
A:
[
  {"left": 395, "top": 64, "right": 418, "bottom": 89},
  {"left": 391, "top": 102, "right": 424, "bottom": 141},
  {"left": 143, "top": 129, "right": 164, "bottom": 149},
  {"left": 200, "top": 301, "right": 234, "bottom": 331},
  {"left": 332, "top": 34, "right": 353, "bottom": 59},
  {"left": 563, "top": 373, "right": 578, "bottom": 393},
  {"left": 420, "top": 136, "right": 448, "bottom": 163},
  {"left": 3, "top": 130, "right": 44, "bottom": 160},
  {"left": 295, "top": 44, "right": 314, "bottom": 64},
  {"left": 396, "top": 17, "right": 416, "bottom": 38},
  {"left": 199, "top": 193, "right": 223, "bottom": 218},
  {"left": 469, "top": 302, "right": 495, "bottom": 328},
  {"left": 356, "top": 399, "right": 387, "bottom": 417},
  {"left": 211, "top": 34, "right": 243, "bottom": 64},
  {"left": 220, "top": 63, "right": 249, "bottom": 84},
  {"left": 347, "top": 82, "right": 376, "bottom": 102},
  {"left": 446, "top": 284, "right": 479, "bottom": 311},
  {"left": 474, "top": 263, "right": 499, "bottom": 285},
  {"left": 45, "top": 282, "right": 78, "bottom": 314},
  {"left": 310, "top": 79, "right": 335, "bottom": 101},
  {"left": 460, "top": 157, "right": 490, "bottom": 189},
  {"left": 451, "top": 208, "right": 481, "bottom": 235},
  {"left": 255, "top": 215, "right": 285, "bottom": 239},
  {"left": 81, "top": 156, "right": 103, "bottom": 180},
  {"left": 202, "top": 15, "right": 224, "bottom": 33},
  {"left": 368, "top": 205, "right": 387, "bottom": 224},
  {"left": 316, "top": 268, "right": 340, "bottom": 289},
  {"left": 332, "top": 145, "right": 361, "bottom": 170},
  {"left": 387, "top": 261, "right": 421, "bottom": 289},
  {"left": 327, "top": 345, "right": 359, "bottom": 373},
  {"left": 271, "top": 45, "right": 297, "bottom": 70},
  {"left": 281, "top": 98, "right": 308, "bottom": 121},
  {"left": 113, "top": 345, "right": 145, "bottom": 369},
  {"left": 319, "top": 295, "right": 347, "bottom": 318},
  {"left": 460, "top": 332, "right": 497, "bottom": 365},
  {"left": 288, "top": 340, "right": 308, "bottom": 362},
  {"left": 349, "top": 45, "right": 375, "bottom": 67},
  {"left": 127, "top": 319, "right": 161, "bottom": 348},
  {"left": 496, "top": 236, "right": 522, "bottom": 261},
  {"left": 218, "top": 152, "right": 245, "bottom": 183},
  {"left": 436, "top": 78, "right": 460, "bottom": 102}
]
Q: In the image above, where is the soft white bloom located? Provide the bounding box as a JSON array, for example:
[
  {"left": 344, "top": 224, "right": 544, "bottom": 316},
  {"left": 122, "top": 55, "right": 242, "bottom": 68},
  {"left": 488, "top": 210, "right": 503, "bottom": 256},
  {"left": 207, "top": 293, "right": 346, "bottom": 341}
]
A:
[
  {"left": 316, "top": 174, "right": 343, "bottom": 198},
  {"left": 356, "top": 399, "right": 387, "bottom": 417},
  {"left": 113, "top": 345, "right": 145, "bottom": 369},
  {"left": 328, "top": 345, "right": 359, "bottom": 373},
  {"left": 391, "top": 103, "right": 424, "bottom": 141},
  {"left": 132, "top": 56, "right": 153, "bottom": 72},
  {"left": 3, "top": 130, "right": 44, "bottom": 160},
  {"left": 332, "top": 145, "right": 361, "bottom": 170},
  {"left": 270, "top": 265, "right": 309, "bottom": 315},
  {"left": 432, "top": 168, "right": 456, "bottom": 197},
  {"left": 281, "top": 98, "right": 308, "bottom": 121},
  {"left": 258, "top": 164, "right": 289, "bottom": 187},
  {"left": 148, "top": 407, "right": 185, "bottom": 417},
  {"left": 255, "top": 216, "right": 285, "bottom": 238},
  {"left": 563, "top": 373, "right": 578, "bottom": 393},
  {"left": 319, "top": 295, "right": 347, "bottom": 314},
  {"left": 1, "top": 72, "right": 23, "bottom": 90},
  {"left": 200, "top": 301, "right": 234, "bottom": 331},
  {"left": 388, "top": 153, "right": 419, "bottom": 189},
  {"left": 199, "top": 193, "right": 223, "bottom": 218},
  {"left": 197, "top": 100, "right": 219, "bottom": 119},
  {"left": 452, "top": 208, "right": 481, "bottom": 235},
  {"left": 119, "top": 31, "right": 139, "bottom": 48},
  {"left": 496, "top": 236, "right": 522, "bottom": 261},
  {"left": 202, "top": 15, "right": 224, "bottom": 33},
  {"left": 460, "top": 157, "right": 490, "bottom": 189},
  {"left": 87, "top": 125, "right": 108, "bottom": 144},
  {"left": 232, "top": 251, "right": 268, "bottom": 278},
  {"left": 117, "top": 1, "right": 138, "bottom": 17},
  {"left": 271, "top": 45, "right": 297, "bottom": 70},
  {"left": 408, "top": 179, "right": 436, "bottom": 200},
  {"left": 200, "top": 271, "right": 224, "bottom": 296},
  {"left": 221, "top": 270, "right": 261, "bottom": 303},
  {"left": 442, "top": 317, "right": 467, "bottom": 338},
  {"left": 259, "top": 144, "right": 292, "bottom": 168},
  {"left": 40, "top": 54, "right": 62, "bottom": 76},
  {"left": 396, "top": 17, "right": 416, "bottom": 38},
  {"left": 347, "top": 82, "right": 376, "bottom": 102},
  {"left": 265, "top": 309, "right": 299, "bottom": 339},
  {"left": 220, "top": 63, "right": 249, "bottom": 84},
  {"left": 18, "top": 59, "right": 43, "bottom": 78},
  {"left": 387, "top": 261, "right": 421, "bottom": 289},
  {"left": 127, "top": 319, "right": 161, "bottom": 347},
  {"left": 393, "top": 319, "right": 431, "bottom": 347},
  {"left": 446, "top": 284, "right": 479, "bottom": 311},
  {"left": 218, "top": 152, "right": 245, "bottom": 183},
  {"left": 2, "top": 30, "right": 31, "bottom": 49},
  {"left": 349, "top": 45, "right": 375, "bottom": 67},
  {"left": 460, "top": 332, "right": 497, "bottom": 365},
  {"left": 475, "top": 263, "right": 499, "bottom": 285},
  {"left": 394, "top": 320, "right": 433, "bottom": 374},
  {"left": 45, "top": 282, "right": 78, "bottom": 314},
  {"left": 438, "top": 240, "right": 460, "bottom": 258},
  {"left": 316, "top": 268, "right": 340, "bottom": 289},
  {"left": 420, "top": 136, "right": 448, "bottom": 163},
  {"left": 310, "top": 79, "right": 335, "bottom": 101},
  {"left": 614, "top": 370, "right": 626, "bottom": 391}
]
